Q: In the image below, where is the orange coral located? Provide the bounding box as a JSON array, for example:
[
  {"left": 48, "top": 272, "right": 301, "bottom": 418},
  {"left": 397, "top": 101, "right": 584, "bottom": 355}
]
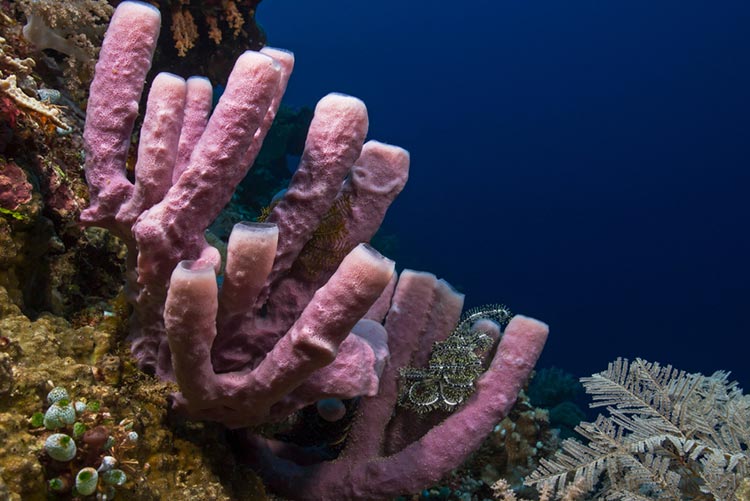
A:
[
  {"left": 222, "top": 0, "right": 244, "bottom": 38},
  {"left": 171, "top": 7, "right": 199, "bottom": 57},
  {"left": 206, "top": 15, "right": 222, "bottom": 45}
]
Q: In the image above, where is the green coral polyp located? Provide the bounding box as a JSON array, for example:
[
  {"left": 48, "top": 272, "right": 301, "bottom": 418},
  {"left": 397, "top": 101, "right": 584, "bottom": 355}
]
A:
[{"left": 25, "top": 344, "right": 144, "bottom": 497}]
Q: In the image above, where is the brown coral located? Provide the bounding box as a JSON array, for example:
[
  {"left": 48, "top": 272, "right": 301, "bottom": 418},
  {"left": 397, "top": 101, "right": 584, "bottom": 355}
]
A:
[
  {"left": 171, "top": 7, "right": 199, "bottom": 57},
  {"left": 142, "top": 0, "right": 265, "bottom": 84}
]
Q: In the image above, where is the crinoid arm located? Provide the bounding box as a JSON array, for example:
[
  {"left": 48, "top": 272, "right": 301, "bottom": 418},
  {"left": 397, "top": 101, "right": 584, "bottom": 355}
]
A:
[{"left": 398, "top": 304, "right": 514, "bottom": 413}]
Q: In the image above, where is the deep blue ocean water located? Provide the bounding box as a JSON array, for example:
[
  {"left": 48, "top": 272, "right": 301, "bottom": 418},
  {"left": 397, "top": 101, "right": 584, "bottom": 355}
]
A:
[{"left": 256, "top": 1, "right": 750, "bottom": 389}]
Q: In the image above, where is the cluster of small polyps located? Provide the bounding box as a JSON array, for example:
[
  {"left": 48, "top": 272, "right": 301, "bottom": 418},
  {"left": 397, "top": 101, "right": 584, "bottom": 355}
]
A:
[
  {"left": 32, "top": 387, "right": 138, "bottom": 498},
  {"left": 80, "top": 2, "right": 549, "bottom": 499}
]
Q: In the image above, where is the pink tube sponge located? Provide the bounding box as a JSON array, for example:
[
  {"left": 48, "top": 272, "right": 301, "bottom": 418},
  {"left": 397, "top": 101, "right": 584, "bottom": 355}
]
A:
[{"left": 80, "top": 3, "right": 551, "bottom": 498}]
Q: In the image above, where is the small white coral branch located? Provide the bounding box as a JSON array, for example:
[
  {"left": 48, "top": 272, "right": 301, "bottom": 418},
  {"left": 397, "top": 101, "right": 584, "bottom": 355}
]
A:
[{"left": 0, "top": 74, "right": 68, "bottom": 129}]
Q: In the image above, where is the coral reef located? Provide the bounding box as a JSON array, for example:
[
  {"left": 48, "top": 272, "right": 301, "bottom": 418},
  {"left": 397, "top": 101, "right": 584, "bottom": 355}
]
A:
[
  {"left": 0, "top": 0, "right": 558, "bottom": 499},
  {"left": 0, "top": 10, "right": 124, "bottom": 319},
  {"left": 34, "top": 385, "right": 141, "bottom": 498},
  {"left": 16, "top": 0, "right": 113, "bottom": 101},
  {"left": 485, "top": 403, "right": 559, "bottom": 495},
  {"left": 0, "top": 285, "right": 270, "bottom": 499}
]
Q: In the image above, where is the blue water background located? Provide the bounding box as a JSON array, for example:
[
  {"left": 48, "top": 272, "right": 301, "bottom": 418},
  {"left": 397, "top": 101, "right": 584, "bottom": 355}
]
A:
[{"left": 256, "top": 1, "right": 750, "bottom": 388}]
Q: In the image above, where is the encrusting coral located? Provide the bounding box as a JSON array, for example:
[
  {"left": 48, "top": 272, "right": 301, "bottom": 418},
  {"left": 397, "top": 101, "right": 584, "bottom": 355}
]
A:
[
  {"left": 0, "top": 5, "right": 130, "bottom": 321},
  {"left": 0, "top": 285, "right": 271, "bottom": 500}
]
